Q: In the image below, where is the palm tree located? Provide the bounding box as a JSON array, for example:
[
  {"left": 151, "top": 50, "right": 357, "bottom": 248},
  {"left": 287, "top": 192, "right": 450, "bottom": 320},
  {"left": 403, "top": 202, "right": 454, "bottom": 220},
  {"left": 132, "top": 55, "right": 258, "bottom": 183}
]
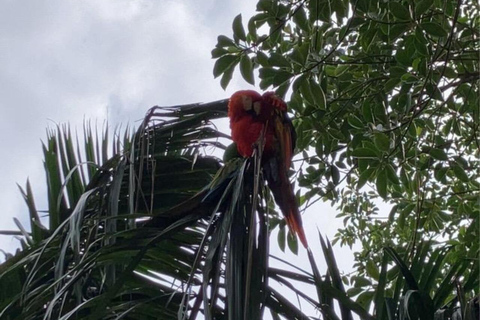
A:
[
  {"left": 0, "top": 99, "right": 477, "bottom": 320},
  {"left": 0, "top": 99, "right": 316, "bottom": 319}
]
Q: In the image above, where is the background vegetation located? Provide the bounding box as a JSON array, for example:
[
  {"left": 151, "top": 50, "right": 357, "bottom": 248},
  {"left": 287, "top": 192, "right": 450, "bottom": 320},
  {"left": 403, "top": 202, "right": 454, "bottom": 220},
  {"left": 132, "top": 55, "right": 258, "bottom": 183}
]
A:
[{"left": 1, "top": 0, "right": 478, "bottom": 319}]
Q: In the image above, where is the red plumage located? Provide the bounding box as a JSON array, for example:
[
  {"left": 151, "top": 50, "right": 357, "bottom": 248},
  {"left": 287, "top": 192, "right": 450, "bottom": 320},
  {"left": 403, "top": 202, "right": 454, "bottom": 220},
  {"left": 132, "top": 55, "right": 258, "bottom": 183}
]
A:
[{"left": 228, "top": 90, "right": 308, "bottom": 248}]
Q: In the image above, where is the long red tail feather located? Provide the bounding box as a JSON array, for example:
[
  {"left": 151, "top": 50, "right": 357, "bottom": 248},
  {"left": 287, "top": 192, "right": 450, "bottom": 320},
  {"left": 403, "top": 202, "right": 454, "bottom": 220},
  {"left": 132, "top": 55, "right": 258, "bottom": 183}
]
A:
[{"left": 284, "top": 197, "right": 308, "bottom": 248}]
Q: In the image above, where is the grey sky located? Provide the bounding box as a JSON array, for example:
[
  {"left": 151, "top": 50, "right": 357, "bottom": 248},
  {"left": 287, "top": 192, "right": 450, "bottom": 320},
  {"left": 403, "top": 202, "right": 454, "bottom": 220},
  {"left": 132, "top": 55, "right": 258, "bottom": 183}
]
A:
[
  {"left": 0, "top": 1, "right": 357, "bottom": 317},
  {"left": 0, "top": 0, "right": 256, "bottom": 251}
]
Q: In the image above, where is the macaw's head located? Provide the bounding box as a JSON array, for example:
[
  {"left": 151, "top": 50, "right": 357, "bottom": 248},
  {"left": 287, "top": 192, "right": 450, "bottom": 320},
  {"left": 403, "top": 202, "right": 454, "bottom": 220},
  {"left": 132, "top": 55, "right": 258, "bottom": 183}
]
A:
[{"left": 228, "top": 90, "right": 263, "bottom": 123}]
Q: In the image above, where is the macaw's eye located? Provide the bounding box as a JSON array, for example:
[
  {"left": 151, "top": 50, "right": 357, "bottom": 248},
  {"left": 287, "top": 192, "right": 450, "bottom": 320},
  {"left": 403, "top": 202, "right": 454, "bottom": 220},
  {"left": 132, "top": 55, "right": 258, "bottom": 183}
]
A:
[
  {"left": 241, "top": 95, "right": 253, "bottom": 111},
  {"left": 253, "top": 101, "right": 261, "bottom": 115}
]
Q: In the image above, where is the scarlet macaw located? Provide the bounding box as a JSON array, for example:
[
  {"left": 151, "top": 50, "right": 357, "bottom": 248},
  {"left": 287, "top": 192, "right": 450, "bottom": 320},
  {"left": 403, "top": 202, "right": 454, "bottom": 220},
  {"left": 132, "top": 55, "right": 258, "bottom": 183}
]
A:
[{"left": 228, "top": 90, "right": 308, "bottom": 248}]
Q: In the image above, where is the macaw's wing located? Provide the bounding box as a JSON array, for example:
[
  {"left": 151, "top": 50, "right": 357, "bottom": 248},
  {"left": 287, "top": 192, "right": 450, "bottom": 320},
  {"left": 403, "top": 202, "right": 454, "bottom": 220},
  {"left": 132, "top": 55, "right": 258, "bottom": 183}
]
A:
[
  {"left": 272, "top": 107, "right": 296, "bottom": 170},
  {"left": 265, "top": 109, "right": 308, "bottom": 248},
  {"left": 263, "top": 154, "right": 308, "bottom": 248}
]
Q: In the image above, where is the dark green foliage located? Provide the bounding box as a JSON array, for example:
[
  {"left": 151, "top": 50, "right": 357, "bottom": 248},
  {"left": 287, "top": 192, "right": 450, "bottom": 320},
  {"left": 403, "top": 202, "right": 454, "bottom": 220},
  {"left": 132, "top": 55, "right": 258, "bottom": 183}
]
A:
[{"left": 212, "top": 0, "right": 478, "bottom": 318}]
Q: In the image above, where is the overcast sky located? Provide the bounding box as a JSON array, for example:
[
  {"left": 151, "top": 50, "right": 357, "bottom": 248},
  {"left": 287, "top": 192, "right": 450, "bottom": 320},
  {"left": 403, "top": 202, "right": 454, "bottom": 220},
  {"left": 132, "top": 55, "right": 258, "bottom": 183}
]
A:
[{"left": 0, "top": 1, "right": 358, "bottom": 316}]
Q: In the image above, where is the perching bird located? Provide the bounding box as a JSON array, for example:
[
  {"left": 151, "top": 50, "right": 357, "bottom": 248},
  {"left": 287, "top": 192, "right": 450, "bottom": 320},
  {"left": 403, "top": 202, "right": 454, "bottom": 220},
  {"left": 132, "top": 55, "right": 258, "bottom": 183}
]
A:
[{"left": 228, "top": 90, "right": 308, "bottom": 248}]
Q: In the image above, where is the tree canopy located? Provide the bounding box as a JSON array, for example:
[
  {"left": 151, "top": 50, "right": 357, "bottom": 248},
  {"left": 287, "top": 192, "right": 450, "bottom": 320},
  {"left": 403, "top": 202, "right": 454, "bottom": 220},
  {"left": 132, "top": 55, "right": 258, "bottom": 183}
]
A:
[{"left": 214, "top": 0, "right": 479, "bottom": 292}]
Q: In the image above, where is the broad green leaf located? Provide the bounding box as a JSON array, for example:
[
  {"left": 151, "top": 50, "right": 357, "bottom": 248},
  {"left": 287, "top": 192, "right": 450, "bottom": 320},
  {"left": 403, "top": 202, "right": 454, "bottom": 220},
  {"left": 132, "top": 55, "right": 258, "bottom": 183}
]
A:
[
  {"left": 310, "top": 80, "right": 327, "bottom": 110},
  {"left": 430, "top": 148, "right": 448, "bottom": 161},
  {"left": 325, "top": 65, "right": 336, "bottom": 77},
  {"left": 390, "top": 2, "right": 411, "bottom": 21},
  {"left": 353, "top": 148, "right": 379, "bottom": 159},
  {"left": 292, "top": 73, "right": 307, "bottom": 92},
  {"left": 213, "top": 55, "right": 238, "bottom": 78},
  {"left": 269, "top": 23, "right": 282, "bottom": 45},
  {"left": 328, "top": 128, "right": 345, "bottom": 141},
  {"left": 347, "top": 287, "right": 363, "bottom": 297},
  {"left": 217, "top": 35, "right": 235, "bottom": 47},
  {"left": 395, "top": 93, "right": 411, "bottom": 113},
  {"left": 390, "top": 66, "right": 407, "bottom": 77},
  {"left": 331, "top": 165, "right": 340, "bottom": 185},
  {"left": 438, "top": 66, "right": 457, "bottom": 79},
  {"left": 211, "top": 47, "right": 229, "bottom": 58},
  {"left": 401, "top": 73, "right": 418, "bottom": 84},
  {"left": 362, "top": 101, "right": 374, "bottom": 123},
  {"left": 421, "top": 22, "right": 448, "bottom": 37},
  {"left": 232, "top": 14, "right": 246, "bottom": 41},
  {"left": 353, "top": 276, "right": 372, "bottom": 287},
  {"left": 425, "top": 83, "right": 444, "bottom": 101},
  {"left": 360, "top": 24, "right": 378, "bottom": 50},
  {"left": 414, "top": 38, "right": 429, "bottom": 56},
  {"left": 275, "top": 80, "right": 290, "bottom": 99},
  {"left": 272, "top": 70, "right": 292, "bottom": 86},
  {"left": 356, "top": 291, "right": 375, "bottom": 310},
  {"left": 376, "top": 168, "right": 388, "bottom": 199},
  {"left": 348, "top": 115, "right": 364, "bottom": 129},
  {"left": 366, "top": 260, "right": 379, "bottom": 280},
  {"left": 415, "top": 27, "right": 428, "bottom": 44},
  {"left": 300, "top": 79, "right": 315, "bottom": 105},
  {"left": 268, "top": 52, "right": 290, "bottom": 68},
  {"left": 384, "top": 78, "right": 401, "bottom": 92},
  {"left": 333, "top": 0, "right": 348, "bottom": 20},
  {"left": 292, "top": 5, "right": 310, "bottom": 32},
  {"left": 256, "top": 0, "right": 272, "bottom": 11},
  {"left": 247, "top": 19, "right": 257, "bottom": 41},
  {"left": 386, "top": 164, "right": 400, "bottom": 185},
  {"left": 434, "top": 166, "right": 448, "bottom": 183},
  {"left": 316, "top": 0, "right": 332, "bottom": 22},
  {"left": 452, "top": 164, "right": 469, "bottom": 182},
  {"left": 388, "top": 23, "right": 409, "bottom": 40},
  {"left": 358, "top": 167, "right": 375, "bottom": 189},
  {"left": 374, "top": 133, "right": 390, "bottom": 152},
  {"left": 290, "top": 45, "right": 307, "bottom": 65},
  {"left": 240, "top": 54, "right": 255, "bottom": 85},
  {"left": 454, "top": 156, "right": 468, "bottom": 169},
  {"left": 259, "top": 67, "right": 276, "bottom": 80},
  {"left": 256, "top": 51, "right": 270, "bottom": 66},
  {"left": 395, "top": 49, "right": 412, "bottom": 67},
  {"left": 412, "top": 58, "right": 427, "bottom": 76},
  {"left": 287, "top": 231, "right": 298, "bottom": 254},
  {"left": 415, "top": 0, "right": 433, "bottom": 16},
  {"left": 220, "top": 61, "right": 237, "bottom": 89}
]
